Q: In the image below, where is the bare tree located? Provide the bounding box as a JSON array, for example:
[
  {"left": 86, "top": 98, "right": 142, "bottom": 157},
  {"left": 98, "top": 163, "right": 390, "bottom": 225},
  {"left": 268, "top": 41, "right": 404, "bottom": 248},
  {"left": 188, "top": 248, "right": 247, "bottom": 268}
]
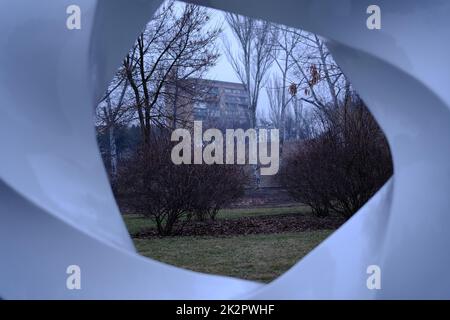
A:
[
  {"left": 223, "top": 13, "right": 277, "bottom": 128},
  {"left": 123, "top": 1, "right": 221, "bottom": 145},
  {"left": 266, "top": 76, "right": 283, "bottom": 129},
  {"left": 268, "top": 26, "right": 303, "bottom": 151},
  {"left": 288, "top": 32, "right": 347, "bottom": 111},
  {"left": 95, "top": 74, "right": 133, "bottom": 176}
]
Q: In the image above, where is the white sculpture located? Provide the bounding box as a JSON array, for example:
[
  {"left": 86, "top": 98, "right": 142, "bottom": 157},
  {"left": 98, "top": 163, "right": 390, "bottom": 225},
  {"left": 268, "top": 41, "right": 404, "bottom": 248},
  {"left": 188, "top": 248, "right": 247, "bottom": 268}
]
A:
[{"left": 1, "top": 0, "right": 449, "bottom": 299}]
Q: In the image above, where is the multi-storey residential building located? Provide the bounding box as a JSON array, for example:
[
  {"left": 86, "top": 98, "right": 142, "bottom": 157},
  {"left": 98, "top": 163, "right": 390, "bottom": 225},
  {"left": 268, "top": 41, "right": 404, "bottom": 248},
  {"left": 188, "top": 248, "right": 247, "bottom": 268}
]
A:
[{"left": 167, "top": 78, "right": 251, "bottom": 130}]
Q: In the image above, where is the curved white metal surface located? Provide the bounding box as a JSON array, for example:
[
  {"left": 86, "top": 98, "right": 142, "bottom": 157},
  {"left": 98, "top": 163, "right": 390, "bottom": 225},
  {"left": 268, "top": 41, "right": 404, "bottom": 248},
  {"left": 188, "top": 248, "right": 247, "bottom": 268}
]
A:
[{"left": 1, "top": 0, "right": 449, "bottom": 299}]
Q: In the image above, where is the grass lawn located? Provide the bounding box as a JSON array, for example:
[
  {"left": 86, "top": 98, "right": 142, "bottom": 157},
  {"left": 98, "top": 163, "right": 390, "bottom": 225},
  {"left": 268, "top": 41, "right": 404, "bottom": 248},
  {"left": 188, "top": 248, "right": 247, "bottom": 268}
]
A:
[
  {"left": 133, "top": 230, "right": 333, "bottom": 283},
  {"left": 123, "top": 206, "right": 334, "bottom": 283},
  {"left": 214, "top": 205, "right": 311, "bottom": 220},
  {"left": 123, "top": 215, "right": 158, "bottom": 235}
]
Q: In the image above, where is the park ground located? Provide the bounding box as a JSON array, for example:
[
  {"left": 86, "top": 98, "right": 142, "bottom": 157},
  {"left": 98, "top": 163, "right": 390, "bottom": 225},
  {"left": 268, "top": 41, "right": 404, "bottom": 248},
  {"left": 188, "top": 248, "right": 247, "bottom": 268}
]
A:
[{"left": 123, "top": 206, "right": 342, "bottom": 283}]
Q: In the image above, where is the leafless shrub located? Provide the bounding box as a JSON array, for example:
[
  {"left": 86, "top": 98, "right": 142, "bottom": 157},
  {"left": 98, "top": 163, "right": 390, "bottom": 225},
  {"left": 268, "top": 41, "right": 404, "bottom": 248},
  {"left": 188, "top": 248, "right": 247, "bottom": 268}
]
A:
[
  {"left": 280, "top": 96, "right": 393, "bottom": 218},
  {"left": 114, "top": 130, "right": 248, "bottom": 235}
]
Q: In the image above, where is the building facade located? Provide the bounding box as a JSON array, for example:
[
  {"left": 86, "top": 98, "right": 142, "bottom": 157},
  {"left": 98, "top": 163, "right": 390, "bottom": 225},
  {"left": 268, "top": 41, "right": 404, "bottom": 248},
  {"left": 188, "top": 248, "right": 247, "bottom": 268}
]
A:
[{"left": 168, "top": 78, "right": 251, "bottom": 130}]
